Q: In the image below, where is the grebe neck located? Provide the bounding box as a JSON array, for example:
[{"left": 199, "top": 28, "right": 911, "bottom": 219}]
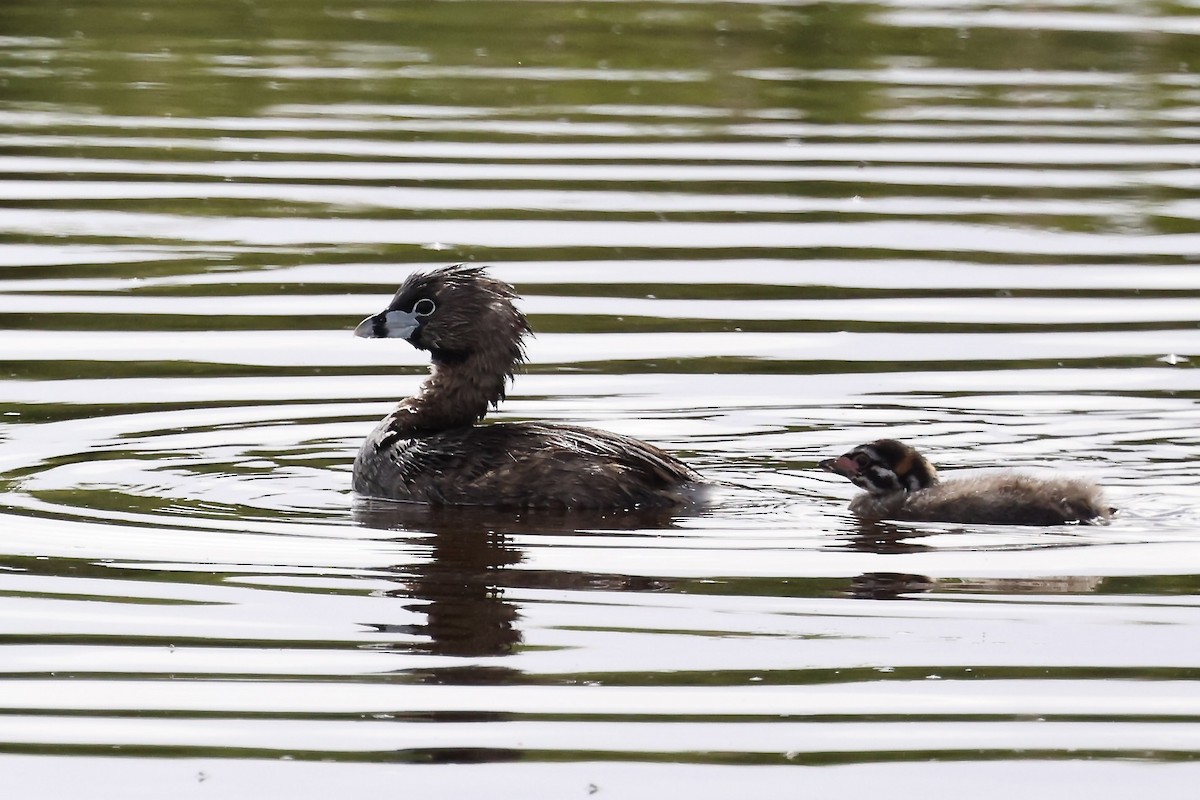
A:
[{"left": 384, "top": 342, "right": 523, "bottom": 438}]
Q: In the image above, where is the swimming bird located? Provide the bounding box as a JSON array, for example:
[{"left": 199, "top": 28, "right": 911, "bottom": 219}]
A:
[
  {"left": 820, "top": 438, "right": 1111, "bottom": 525},
  {"left": 352, "top": 264, "right": 703, "bottom": 509}
]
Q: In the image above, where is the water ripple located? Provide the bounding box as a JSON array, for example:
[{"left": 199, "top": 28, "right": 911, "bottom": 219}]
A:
[{"left": 2, "top": 0, "right": 1200, "bottom": 786}]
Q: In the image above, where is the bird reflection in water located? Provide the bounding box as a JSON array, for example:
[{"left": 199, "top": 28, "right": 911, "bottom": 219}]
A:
[
  {"left": 353, "top": 499, "right": 684, "bottom": 661},
  {"left": 838, "top": 519, "right": 936, "bottom": 600},
  {"left": 839, "top": 519, "right": 1106, "bottom": 600},
  {"left": 351, "top": 499, "right": 686, "bottom": 764},
  {"left": 839, "top": 517, "right": 937, "bottom": 555}
]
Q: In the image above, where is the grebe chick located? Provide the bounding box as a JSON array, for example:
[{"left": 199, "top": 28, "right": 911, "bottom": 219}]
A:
[
  {"left": 820, "top": 439, "right": 1112, "bottom": 526},
  {"left": 352, "top": 264, "right": 703, "bottom": 509}
]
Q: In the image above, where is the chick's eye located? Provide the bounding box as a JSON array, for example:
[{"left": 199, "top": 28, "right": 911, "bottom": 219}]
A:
[
  {"left": 853, "top": 453, "right": 870, "bottom": 466},
  {"left": 412, "top": 298, "right": 436, "bottom": 317}
]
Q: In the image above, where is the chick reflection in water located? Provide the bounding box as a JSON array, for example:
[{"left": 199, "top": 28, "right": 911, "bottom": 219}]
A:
[
  {"left": 821, "top": 439, "right": 1112, "bottom": 526},
  {"left": 352, "top": 265, "right": 704, "bottom": 510}
]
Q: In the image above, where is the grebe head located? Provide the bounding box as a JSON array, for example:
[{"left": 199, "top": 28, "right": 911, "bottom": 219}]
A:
[
  {"left": 355, "top": 264, "right": 531, "bottom": 366},
  {"left": 820, "top": 439, "right": 938, "bottom": 496}
]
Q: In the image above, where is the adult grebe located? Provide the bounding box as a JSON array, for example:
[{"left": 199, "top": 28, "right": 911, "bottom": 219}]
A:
[{"left": 352, "top": 265, "right": 703, "bottom": 509}]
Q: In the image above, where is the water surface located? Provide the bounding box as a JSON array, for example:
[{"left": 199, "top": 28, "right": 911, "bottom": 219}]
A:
[{"left": 1, "top": 0, "right": 1199, "bottom": 794}]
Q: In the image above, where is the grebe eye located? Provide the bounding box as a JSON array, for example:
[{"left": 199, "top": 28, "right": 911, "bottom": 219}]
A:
[{"left": 412, "top": 298, "right": 436, "bottom": 317}]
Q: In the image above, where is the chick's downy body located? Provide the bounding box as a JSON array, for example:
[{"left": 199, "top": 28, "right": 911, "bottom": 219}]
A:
[{"left": 821, "top": 439, "right": 1111, "bottom": 526}]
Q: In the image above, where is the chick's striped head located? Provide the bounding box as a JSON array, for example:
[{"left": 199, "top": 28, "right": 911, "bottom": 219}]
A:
[{"left": 820, "top": 439, "right": 938, "bottom": 496}]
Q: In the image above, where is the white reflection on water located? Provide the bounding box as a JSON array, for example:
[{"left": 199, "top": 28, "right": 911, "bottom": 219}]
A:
[
  {"left": 7, "top": 211, "right": 1200, "bottom": 254},
  {"left": 0, "top": 291, "right": 1197, "bottom": 324},
  {"left": 3, "top": 328, "right": 1200, "bottom": 366},
  {"left": 4, "top": 155, "right": 1173, "bottom": 186}
]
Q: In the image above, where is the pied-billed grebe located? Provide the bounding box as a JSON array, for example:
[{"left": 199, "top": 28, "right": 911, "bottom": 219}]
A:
[
  {"left": 820, "top": 438, "right": 1112, "bottom": 525},
  {"left": 352, "top": 265, "right": 703, "bottom": 509}
]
